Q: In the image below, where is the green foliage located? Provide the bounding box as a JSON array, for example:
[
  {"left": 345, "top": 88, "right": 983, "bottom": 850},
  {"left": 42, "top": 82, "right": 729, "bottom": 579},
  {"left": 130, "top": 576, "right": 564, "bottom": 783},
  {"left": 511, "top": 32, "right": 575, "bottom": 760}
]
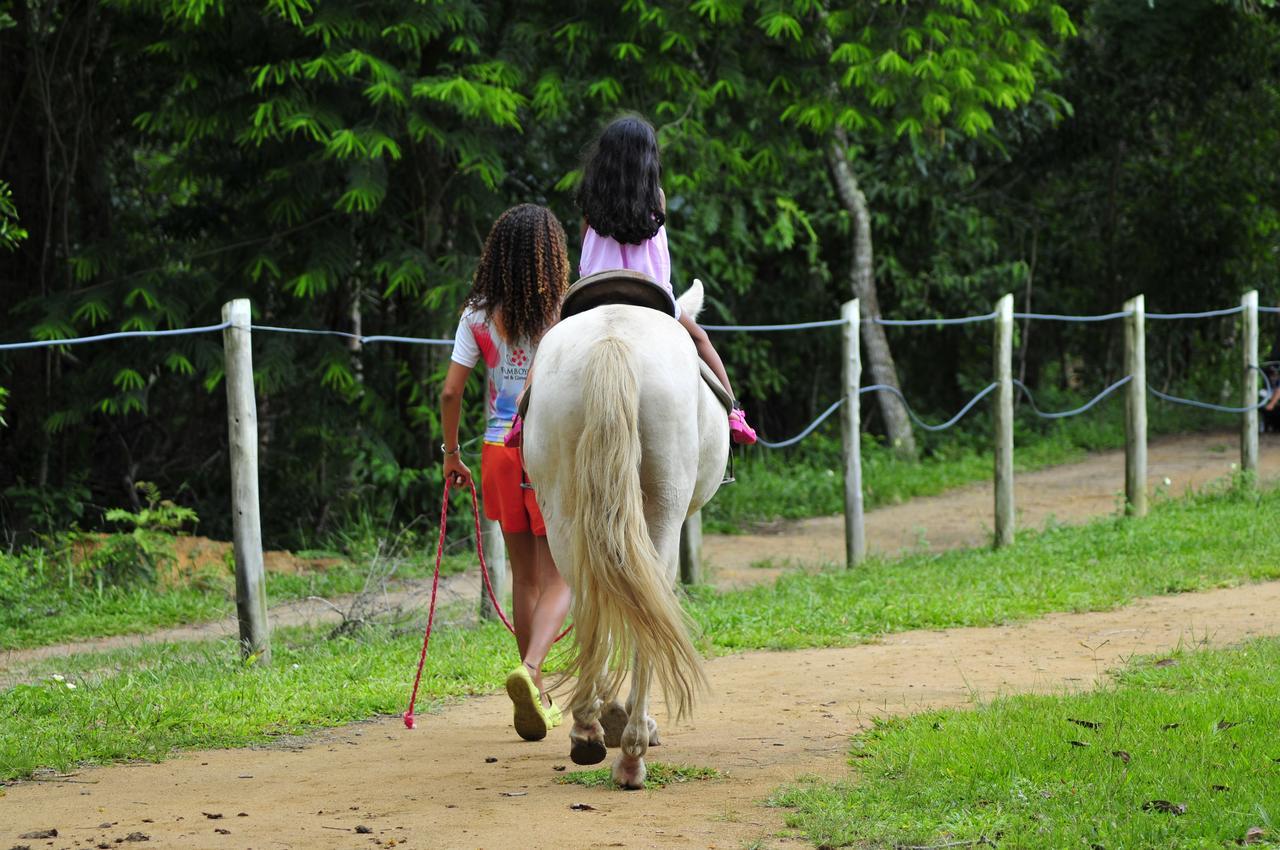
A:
[
  {"left": 773, "top": 638, "right": 1280, "bottom": 848},
  {"left": 0, "top": 179, "right": 25, "bottom": 251},
  {"left": 0, "top": 0, "right": 1276, "bottom": 548},
  {"left": 0, "top": 178, "right": 20, "bottom": 427},
  {"left": 765, "top": 0, "right": 1076, "bottom": 141},
  {"left": 78, "top": 482, "right": 198, "bottom": 587},
  {"left": 2, "top": 478, "right": 91, "bottom": 536}
]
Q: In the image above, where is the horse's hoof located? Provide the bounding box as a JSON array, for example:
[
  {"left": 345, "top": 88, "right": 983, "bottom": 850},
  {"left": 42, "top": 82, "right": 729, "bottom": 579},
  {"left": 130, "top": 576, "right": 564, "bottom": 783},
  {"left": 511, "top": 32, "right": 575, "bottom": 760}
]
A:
[
  {"left": 601, "top": 701, "right": 628, "bottom": 749},
  {"left": 570, "top": 738, "right": 607, "bottom": 766},
  {"left": 612, "top": 755, "right": 646, "bottom": 790},
  {"left": 646, "top": 715, "right": 661, "bottom": 747}
]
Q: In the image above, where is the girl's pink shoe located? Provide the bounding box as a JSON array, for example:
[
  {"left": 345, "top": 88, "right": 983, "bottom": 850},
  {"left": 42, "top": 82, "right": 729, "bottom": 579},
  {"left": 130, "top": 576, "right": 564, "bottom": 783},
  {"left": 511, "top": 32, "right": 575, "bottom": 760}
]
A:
[
  {"left": 503, "top": 415, "right": 523, "bottom": 448},
  {"left": 728, "top": 407, "right": 757, "bottom": 445}
]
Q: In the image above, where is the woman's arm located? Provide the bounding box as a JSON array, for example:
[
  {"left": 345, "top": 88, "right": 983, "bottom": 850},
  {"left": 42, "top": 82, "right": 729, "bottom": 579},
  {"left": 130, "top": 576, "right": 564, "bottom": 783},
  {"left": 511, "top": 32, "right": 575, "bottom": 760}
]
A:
[{"left": 440, "top": 361, "right": 475, "bottom": 488}]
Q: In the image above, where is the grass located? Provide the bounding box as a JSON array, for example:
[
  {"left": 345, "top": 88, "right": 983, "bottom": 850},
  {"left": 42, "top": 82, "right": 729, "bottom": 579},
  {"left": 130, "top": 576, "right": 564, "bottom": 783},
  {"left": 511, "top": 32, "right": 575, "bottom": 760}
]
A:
[
  {"left": 555, "top": 763, "right": 722, "bottom": 789},
  {"left": 687, "top": 483, "right": 1280, "bottom": 650},
  {"left": 0, "top": 609, "right": 517, "bottom": 781},
  {"left": 771, "top": 637, "right": 1280, "bottom": 849},
  {"left": 0, "top": 547, "right": 474, "bottom": 650},
  {"left": 1, "top": 484, "right": 1275, "bottom": 783}
]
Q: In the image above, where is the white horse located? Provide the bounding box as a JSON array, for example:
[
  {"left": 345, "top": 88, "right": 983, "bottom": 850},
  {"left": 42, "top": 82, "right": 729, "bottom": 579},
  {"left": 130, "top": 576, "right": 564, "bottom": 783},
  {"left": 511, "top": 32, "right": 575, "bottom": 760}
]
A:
[{"left": 522, "top": 280, "right": 728, "bottom": 789}]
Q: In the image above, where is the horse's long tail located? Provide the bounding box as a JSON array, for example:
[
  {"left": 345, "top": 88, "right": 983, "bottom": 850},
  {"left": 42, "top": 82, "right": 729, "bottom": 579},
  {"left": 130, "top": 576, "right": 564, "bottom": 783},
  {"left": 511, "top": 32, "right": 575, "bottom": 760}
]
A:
[{"left": 563, "top": 335, "right": 705, "bottom": 721}]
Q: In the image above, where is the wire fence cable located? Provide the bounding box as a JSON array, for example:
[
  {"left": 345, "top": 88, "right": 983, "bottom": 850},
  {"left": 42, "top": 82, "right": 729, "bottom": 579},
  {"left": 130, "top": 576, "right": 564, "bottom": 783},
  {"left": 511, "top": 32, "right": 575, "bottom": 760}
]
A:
[
  {"left": 860, "top": 382, "right": 999, "bottom": 432},
  {"left": 1012, "top": 376, "right": 1133, "bottom": 419},
  {"left": 755, "top": 398, "right": 846, "bottom": 449},
  {"left": 252, "top": 325, "right": 454, "bottom": 346},
  {"left": 1148, "top": 366, "right": 1273, "bottom": 413},
  {"left": 0, "top": 320, "right": 233, "bottom": 351},
  {"left": 1014, "top": 310, "right": 1132, "bottom": 323},
  {"left": 873, "top": 311, "right": 998, "bottom": 327},
  {"left": 703, "top": 318, "right": 848, "bottom": 332},
  {"left": 1147, "top": 305, "right": 1247, "bottom": 320}
]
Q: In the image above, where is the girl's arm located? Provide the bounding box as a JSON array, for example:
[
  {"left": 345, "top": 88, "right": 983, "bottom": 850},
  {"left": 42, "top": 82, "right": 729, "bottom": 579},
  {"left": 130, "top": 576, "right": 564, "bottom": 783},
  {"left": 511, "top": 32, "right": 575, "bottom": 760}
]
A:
[{"left": 440, "top": 361, "right": 475, "bottom": 488}]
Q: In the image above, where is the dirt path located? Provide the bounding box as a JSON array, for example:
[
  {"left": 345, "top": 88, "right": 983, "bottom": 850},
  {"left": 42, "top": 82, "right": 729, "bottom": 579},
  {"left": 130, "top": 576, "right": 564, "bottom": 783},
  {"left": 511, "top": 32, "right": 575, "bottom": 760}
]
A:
[
  {"left": 708, "top": 431, "right": 1278, "bottom": 586},
  {"left": 6, "top": 580, "right": 1279, "bottom": 849},
  {"left": 4, "top": 431, "right": 1273, "bottom": 673}
]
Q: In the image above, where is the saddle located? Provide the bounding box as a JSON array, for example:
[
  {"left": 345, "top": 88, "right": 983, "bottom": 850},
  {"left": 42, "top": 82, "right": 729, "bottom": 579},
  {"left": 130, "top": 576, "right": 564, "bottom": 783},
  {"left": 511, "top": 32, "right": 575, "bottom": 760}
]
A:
[
  {"left": 560, "top": 269, "right": 678, "bottom": 320},
  {"left": 518, "top": 270, "right": 736, "bottom": 484}
]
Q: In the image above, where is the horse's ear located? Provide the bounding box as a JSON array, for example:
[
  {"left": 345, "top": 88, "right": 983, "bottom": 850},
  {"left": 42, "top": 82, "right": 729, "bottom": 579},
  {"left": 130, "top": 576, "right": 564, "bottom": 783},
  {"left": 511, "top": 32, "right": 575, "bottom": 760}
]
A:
[{"left": 676, "top": 279, "right": 705, "bottom": 321}]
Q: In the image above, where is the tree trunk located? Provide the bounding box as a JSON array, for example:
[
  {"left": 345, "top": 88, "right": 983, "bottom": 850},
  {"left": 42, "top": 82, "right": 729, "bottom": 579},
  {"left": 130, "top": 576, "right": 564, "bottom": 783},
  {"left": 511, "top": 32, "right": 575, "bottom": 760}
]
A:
[{"left": 824, "top": 129, "right": 917, "bottom": 459}]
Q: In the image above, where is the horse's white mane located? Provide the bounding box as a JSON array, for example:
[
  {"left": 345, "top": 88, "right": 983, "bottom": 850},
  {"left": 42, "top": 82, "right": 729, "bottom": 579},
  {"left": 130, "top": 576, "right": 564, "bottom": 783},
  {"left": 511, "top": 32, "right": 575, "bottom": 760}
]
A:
[{"left": 676, "top": 279, "right": 705, "bottom": 321}]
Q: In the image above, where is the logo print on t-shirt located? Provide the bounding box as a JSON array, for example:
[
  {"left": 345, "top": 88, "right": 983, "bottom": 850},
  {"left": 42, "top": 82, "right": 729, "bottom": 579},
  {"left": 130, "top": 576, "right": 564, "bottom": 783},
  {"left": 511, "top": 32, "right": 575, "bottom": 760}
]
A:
[{"left": 510, "top": 348, "right": 528, "bottom": 367}]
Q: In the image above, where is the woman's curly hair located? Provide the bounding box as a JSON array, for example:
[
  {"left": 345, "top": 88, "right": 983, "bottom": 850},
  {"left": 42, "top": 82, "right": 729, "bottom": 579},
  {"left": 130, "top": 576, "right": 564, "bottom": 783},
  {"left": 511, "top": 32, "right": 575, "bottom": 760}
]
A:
[
  {"left": 576, "top": 115, "right": 665, "bottom": 245},
  {"left": 465, "top": 204, "right": 569, "bottom": 344}
]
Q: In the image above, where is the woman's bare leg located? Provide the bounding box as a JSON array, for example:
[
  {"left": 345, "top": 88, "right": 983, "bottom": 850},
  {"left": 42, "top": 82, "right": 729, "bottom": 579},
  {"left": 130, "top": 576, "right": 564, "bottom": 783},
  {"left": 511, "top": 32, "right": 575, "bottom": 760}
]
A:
[{"left": 503, "top": 530, "right": 570, "bottom": 700}]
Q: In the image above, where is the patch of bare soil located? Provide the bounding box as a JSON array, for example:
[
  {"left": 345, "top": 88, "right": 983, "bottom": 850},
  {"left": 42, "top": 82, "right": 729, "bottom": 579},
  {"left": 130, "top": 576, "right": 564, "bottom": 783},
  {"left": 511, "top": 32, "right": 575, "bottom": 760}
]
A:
[
  {"left": 67, "top": 535, "right": 346, "bottom": 588},
  {"left": 5, "top": 581, "right": 1279, "bottom": 849},
  {"left": 707, "top": 431, "right": 1279, "bottom": 588}
]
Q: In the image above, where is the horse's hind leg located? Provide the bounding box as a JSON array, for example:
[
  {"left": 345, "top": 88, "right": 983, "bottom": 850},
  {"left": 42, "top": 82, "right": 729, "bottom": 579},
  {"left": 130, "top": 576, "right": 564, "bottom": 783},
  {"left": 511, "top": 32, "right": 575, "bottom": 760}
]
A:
[
  {"left": 569, "top": 675, "right": 607, "bottom": 766},
  {"left": 600, "top": 696, "right": 628, "bottom": 749},
  {"left": 611, "top": 659, "right": 652, "bottom": 790},
  {"left": 602, "top": 653, "right": 660, "bottom": 749},
  {"left": 630, "top": 661, "right": 660, "bottom": 747},
  {"left": 601, "top": 654, "right": 643, "bottom": 749}
]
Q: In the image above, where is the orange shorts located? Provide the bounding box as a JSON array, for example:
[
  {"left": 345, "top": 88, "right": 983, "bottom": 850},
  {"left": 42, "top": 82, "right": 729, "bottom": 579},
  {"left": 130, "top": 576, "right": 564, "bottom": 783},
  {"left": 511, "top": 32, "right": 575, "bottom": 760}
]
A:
[{"left": 480, "top": 443, "right": 546, "bottom": 536}]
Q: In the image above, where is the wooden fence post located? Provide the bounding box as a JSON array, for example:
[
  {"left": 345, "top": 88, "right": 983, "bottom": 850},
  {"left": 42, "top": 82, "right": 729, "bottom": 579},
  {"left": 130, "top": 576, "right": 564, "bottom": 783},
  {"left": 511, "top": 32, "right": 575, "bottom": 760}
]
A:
[
  {"left": 479, "top": 517, "right": 509, "bottom": 621},
  {"left": 1241, "top": 290, "right": 1259, "bottom": 486},
  {"left": 993, "top": 293, "right": 1015, "bottom": 548},
  {"left": 679, "top": 511, "right": 703, "bottom": 585},
  {"left": 1124, "top": 295, "right": 1148, "bottom": 517},
  {"left": 841, "top": 299, "right": 865, "bottom": 567},
  {"left": 222, "top": 299, "right": 270, "bottom": 664}
]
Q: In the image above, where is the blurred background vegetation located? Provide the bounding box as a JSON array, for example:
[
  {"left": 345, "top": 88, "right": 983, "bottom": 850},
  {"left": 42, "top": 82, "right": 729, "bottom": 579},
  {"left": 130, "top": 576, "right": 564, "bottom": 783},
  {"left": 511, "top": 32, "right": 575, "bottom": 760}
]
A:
[{"left": 0, "top": 0, "right": 1276, "bottom": 549}]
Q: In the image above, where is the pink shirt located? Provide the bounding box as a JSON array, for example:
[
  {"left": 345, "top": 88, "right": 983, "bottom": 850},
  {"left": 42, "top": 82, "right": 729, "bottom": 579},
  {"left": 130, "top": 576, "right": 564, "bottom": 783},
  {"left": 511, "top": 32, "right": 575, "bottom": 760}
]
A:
[{"left": 580, "top": 224, "right": 679, "bottom": 317}]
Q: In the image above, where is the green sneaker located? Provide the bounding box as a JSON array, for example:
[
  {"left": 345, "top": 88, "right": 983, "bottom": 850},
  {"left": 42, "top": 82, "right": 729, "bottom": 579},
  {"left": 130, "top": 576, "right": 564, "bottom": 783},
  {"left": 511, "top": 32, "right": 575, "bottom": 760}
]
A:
[
  {"left": 505, "top": 665, "right": 548, "bottom": 742},
  {"left": 544, "top": 698, "right": 563, "bottom": 729}
]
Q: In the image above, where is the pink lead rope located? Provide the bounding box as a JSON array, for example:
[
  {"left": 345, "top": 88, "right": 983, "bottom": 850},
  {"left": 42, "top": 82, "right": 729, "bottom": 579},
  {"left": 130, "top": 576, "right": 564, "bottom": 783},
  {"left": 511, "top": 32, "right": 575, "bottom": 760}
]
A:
[{"left": 403, "top": 478, "right": 571, "bottom": 730}]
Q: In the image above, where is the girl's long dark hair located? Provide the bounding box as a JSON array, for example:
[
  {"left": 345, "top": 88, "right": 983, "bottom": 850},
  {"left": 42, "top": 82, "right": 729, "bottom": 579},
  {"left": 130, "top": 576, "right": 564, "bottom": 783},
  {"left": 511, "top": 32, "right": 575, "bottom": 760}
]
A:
[
  {"left": 575, "top": 115, "right": 665, "bottom": 245},
  {"left": 465, "top": 204, "right": 569, "bottom": 344}
]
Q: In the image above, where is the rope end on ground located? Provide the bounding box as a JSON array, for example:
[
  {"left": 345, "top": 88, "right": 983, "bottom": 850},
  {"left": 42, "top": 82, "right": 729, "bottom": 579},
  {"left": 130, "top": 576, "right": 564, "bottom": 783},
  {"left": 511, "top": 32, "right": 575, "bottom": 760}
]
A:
[{"left": 403, "top": 711, "right": 416, "bottom": 730}]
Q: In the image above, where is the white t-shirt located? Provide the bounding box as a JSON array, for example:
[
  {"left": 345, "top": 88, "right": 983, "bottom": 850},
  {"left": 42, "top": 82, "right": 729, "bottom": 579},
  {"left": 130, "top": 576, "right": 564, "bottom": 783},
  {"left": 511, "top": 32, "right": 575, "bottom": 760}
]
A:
[{"left": 450, "top": 307, "right": 535, "bottom": 444}]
